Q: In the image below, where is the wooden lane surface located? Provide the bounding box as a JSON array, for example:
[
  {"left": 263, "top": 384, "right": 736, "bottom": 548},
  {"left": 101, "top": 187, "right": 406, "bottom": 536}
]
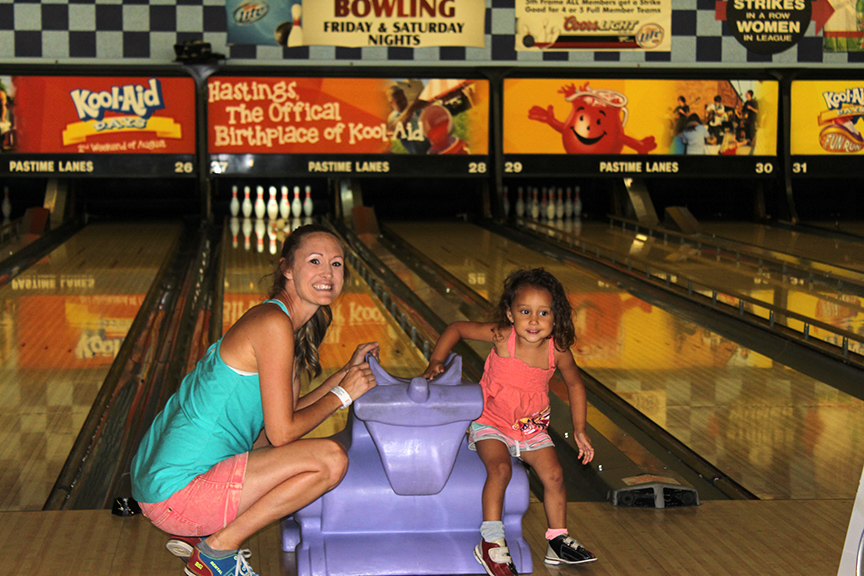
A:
[
  {"left": 809, "top": 221, "right": 864, "bottom": 239},
  {"left": 0, "top": 222, "right": 182, "bottom": 512},
  {"left": 386, "top": 221, "right": 864, "bottom": 500},
  {"left": 572, "top": 222, "right": 864, "bottom": 353},
  {"left": 542, "top": 220, "right": 864, "bottom": 355},
  {"left": 2, "top": 499, "right": 850, "bottom": 575},
  {"left": 698, "top": 221, "right": 864, "bottom": 272},
  {"left": 220, "top": 230, "right": 428, "bottom": 439}
]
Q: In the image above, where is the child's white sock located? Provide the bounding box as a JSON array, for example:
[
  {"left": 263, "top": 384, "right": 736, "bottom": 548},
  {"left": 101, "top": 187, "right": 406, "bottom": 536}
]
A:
[{"left": 481, "top": 520, "right": 506, "bottom": 543}]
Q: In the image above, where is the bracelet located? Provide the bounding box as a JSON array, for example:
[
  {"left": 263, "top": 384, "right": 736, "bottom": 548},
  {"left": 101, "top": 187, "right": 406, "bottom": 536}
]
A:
[{"left": 329, "top": 385, "right": 352, "bottom": 409}]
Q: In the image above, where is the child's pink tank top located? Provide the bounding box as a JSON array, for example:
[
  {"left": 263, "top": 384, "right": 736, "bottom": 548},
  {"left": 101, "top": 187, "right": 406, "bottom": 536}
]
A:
[{"left": 474, "top": 328, "right": 556, "bottom": 441}]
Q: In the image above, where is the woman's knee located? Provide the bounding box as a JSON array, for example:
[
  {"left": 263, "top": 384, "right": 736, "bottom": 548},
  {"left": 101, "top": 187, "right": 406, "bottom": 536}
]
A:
[{"left": 316, "top": 439, "right": 349, "bottom": 488}]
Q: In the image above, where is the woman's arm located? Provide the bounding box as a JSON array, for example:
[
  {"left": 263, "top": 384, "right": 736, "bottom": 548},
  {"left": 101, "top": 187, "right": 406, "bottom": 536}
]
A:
[
  {"left": 555, "top": 348, "right": 594, "bottom": 463},
  {"left": 422, "top": 321, "right": 497, "bottom": 379},
  {"left": 252, "top": 310, "right": 376, "bottom": 446}
]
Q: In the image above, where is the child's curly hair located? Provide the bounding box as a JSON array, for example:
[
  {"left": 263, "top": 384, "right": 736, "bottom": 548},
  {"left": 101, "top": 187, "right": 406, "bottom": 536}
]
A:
[{"left": 492, "top": 268, "right": 576, "bottom": 351}]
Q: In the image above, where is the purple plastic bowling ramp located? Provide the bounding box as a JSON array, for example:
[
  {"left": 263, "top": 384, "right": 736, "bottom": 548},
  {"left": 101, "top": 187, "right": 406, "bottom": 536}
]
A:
[{"left": 281, "top": 354, "right": 532, "bottom": 576}]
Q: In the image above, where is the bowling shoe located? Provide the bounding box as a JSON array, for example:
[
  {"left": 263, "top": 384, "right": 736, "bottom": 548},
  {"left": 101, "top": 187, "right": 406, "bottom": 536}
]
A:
[
  {"left": 544, "top": 534, "right": 597, "bottom": 565},
  {"left": 474, "top": 538, "right": 519, "bottom": 576},
  {"left": 185, "top": 547, "right": 258, "bottom": 576},
  {"left": 166, "top": 535, "right": 203, "bottom": 561}
]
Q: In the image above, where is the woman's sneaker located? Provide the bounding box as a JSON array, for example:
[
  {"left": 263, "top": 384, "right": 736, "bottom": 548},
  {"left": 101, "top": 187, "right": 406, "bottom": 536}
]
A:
[
  {"left": 185, "top": 547, "right": 258, "bottom": 576},
  {"left": 166, "top": 536, "right": 203, "bottom": 561},
  {"left": 545, "top": 534, "right": 597, "bottom": 565},
  {"left": 474, "top": 538, "right": 519, "bottom": 576}
]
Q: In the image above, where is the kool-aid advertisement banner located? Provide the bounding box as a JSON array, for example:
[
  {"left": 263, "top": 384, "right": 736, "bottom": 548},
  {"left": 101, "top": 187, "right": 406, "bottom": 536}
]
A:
[
  {"left": 504, "top": 78, "right": 777, "bottom": 155},
  {"left": 207, "top": 76, "right": 489, "bottom": 156},
  {"left": 790, "top": 81, "right": 864, "bottom": 155},
  {"left": 3, "top": 76, "right": 195, "bottom": 155},
  {"left": 502, "top": 78, "right": 779, "bottom": 177}
]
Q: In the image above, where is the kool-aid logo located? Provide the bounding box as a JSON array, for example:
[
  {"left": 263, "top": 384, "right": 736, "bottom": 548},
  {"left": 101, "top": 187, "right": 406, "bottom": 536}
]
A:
[
  {"left": 822, "top": 88, "right": 864, "bottom": 110},
  {"left": 233, "top": 1, "right": 269, "bottom": 25},
  {"left": 819, "top": 87, "right": 864, "bottom": 153},
  {"left": 69, "top": 78, "right": 165, "bottom": 121}
]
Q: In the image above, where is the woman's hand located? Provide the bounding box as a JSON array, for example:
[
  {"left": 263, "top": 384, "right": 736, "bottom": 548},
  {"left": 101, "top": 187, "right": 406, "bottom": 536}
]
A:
[
  {"left": 339, "top": 362, "right": 377, "bottom": 402},
  {"left": 347, "top": 342, "right": 379, "bottom": 369}
]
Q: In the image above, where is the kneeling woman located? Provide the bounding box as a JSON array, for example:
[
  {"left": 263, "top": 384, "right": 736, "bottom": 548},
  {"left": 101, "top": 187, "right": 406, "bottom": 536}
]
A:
[{"left": 131, "top": 224, "right": 378, "bottom": 576}]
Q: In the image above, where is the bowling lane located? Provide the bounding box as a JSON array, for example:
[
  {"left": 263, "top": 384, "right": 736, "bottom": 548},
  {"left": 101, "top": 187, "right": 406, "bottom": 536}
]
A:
[
  {"left": 699, "top": 221, "right": 864, "bottom": 273},
  {"left": 809, "top": 220, "right": 864, "bottom": 239},
  {"left": 547, "top": 219, "right": 864, "bottom": 356},
  {"left": 386, "top": 221, "right": 864, "bottom": 500},
  {"left": 0, "top": 222, "right": 183, "bottom": 512},
  {"left": 221, "top": 219, "right": 428, "bottom": 438}
]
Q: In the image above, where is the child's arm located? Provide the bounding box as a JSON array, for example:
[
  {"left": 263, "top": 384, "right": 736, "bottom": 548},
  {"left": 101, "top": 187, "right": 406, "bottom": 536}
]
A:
[
  {"left": 555, "top": 348, "right": 594, "bottom": 464},
  {"left": 422, "top": 321, "right": 497, "bottom": 379}
]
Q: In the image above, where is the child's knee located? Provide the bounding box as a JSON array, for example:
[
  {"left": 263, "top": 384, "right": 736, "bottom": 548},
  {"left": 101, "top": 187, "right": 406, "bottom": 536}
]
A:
[
  {"left": 486, "top": 460, "right": 513, "bottom": 482},
  {"left": 540, "top": 463, "right": 564, "bottom": 488}
]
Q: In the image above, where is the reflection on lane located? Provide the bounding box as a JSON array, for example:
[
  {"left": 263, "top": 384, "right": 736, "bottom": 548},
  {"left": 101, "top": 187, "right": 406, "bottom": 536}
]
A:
[
  {"left": 387, "top": 221, "right": 864, "bottom": 500},
  {"left": 551, "top": 220, "right": 864, "bottom": 356},
  {"left": 0, "top": 222, "right": 182, "bottom": 511},
  {"left": 699, "top": 221, "right": 864, "bottom": 271},
  {"left": 221, "top": 222, "right": 427, "bottom": 439}
]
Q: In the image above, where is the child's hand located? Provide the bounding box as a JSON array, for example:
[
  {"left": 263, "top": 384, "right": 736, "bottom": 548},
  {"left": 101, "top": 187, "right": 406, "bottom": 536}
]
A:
[
  {"left": 575, "top": 431, "right": 594, "bottom": 464},
  {"left": 422, "top": 360, "right": 445, "bottom": 380}
]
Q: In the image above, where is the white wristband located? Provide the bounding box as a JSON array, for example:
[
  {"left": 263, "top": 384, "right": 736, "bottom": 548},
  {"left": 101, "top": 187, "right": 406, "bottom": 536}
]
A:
[{"left": 330, "top": 385, "right": 352, "bottom": 409}]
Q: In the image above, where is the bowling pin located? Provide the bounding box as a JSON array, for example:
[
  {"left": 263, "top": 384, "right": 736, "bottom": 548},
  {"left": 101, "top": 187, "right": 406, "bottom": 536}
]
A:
[
  {"left": 574, "top": 185, "right": 583, "bottom": 218},
  {"left": 279, "top": 185, "right": 290, "bottom": 219},
  {"left": 291, "top": 186, "right": 303, "bottom": 218},
  {"left": 2, "top": 186, "right": 10, "bottom": 223},
  {"left": 545, "top": 189, "right": 556, "bottom": 221},
  {"left": 303, "top": 185, "right": 314, "bottom": 217},
  {"left": 564, "top": 187, "right": 573, "bottom": 219},
  {"left": 267, "top": 219, "right": 278, "bottom": 255},
  {"left": 255, "top": 218, "right": 266, "bottom": 253},
  {"left": 229, "top": 217, "right": 240, "bottom": 249},
  {"left": 555, "top": 188, "right": 564, "bottom": 219},
  {"left": 288, "top": 3, "right": 303, "bottom": 47},
  {"left": 267, "top": 186, "right": 279, "bottom": 221},
  {"left": 242, "top": 217, "right": 253, "bottom": 251},
  {"left": 515, "top": 187, "right": 525, "bottom": 218},
  {"left": 254, "top": 186, "right": 266, "bottom": 219},
  {"left": 502, "top": 186, "right": 510, "bottom": 217},
  {"left": 229, "top": 185, "right": 240, "bottom": 217},
  {"left": 530, "top": 188, "right": 539, "bottom": 219},
  {"left": 241, "top": 186, "right": 253, "bottom": 218}
]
